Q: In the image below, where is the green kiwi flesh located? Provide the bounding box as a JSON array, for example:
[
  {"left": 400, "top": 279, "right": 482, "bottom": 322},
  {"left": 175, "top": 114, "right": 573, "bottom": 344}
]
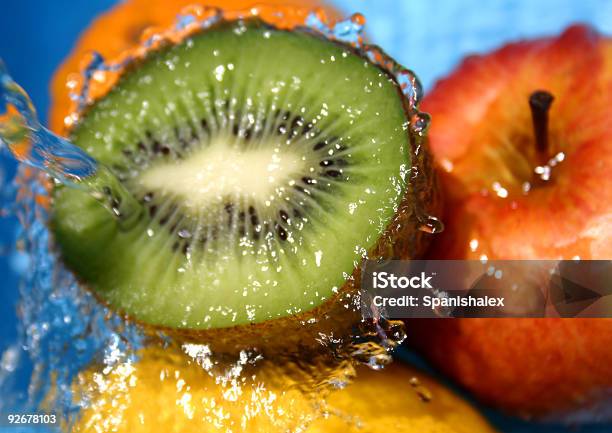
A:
[{"left": 51, "top": 20, "right": 417, "bottom": 332}]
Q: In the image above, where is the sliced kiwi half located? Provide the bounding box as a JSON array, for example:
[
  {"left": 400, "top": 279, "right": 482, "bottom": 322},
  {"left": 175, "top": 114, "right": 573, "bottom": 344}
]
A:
[{"left": 51, "top": 19, "right": 439, "bottom": 349}]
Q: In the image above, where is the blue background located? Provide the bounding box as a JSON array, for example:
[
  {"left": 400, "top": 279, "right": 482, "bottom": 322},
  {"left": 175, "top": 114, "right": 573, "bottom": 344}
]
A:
[{"left": 1, "top": 1, "right": 611, "bottom": 432}]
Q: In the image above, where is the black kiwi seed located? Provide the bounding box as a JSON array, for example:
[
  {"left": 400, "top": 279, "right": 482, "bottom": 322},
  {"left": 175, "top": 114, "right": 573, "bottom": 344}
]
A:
[
  {"left": 248, "top": 206, "right": 260, "bottom": 227},
  {"left": 158, "top": 207, "right": 176, "bottom": 225},
  {"left": 302, "top": 121, "right": 314, "bottom": 134},
  {"left": 293, "top": 185, "right": 309, "bottom": 195},
  {"left": 200, "top": 119, "right": 209, "bottom": 132},
  {"left": 313, "top": 140, "right": 327, "bottom": 151},
  {"left": 279, "top": 210, "right": 290, "bottom": 223},
  {"left": 291, "top": 116, "right": 304, "bottom": 130},
  {"left": 209, "top": 226, "right": 219, "bottom": 242},
  {"left": 225, "top": 204, "right": 234, "bottom": 227},
  {"left": 238, "top": 211, "right": 246, "bottom": 236},
  {"left": 325, "top": 170, "right": 343, "bottom": 178},
  {"left": 275, "top": 109, "right": 290, "bottom": 121},
  {"left": 275, "top": 224, "right": 288, "bottom": 241}
]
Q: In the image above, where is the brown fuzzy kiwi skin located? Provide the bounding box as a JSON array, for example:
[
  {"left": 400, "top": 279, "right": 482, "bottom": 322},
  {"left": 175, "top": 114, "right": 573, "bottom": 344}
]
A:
[{"left": 51, "top": 19, "right": 443, "bottom": 357}]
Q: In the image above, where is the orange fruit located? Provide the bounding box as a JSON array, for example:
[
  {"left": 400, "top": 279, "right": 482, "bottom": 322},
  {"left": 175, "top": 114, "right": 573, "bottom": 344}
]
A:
[{"left": 49, "top": 0, "right": 341, "bottom": 133}]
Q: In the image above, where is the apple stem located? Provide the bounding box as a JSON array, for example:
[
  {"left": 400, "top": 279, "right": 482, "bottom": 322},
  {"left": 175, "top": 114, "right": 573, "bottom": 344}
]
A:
[{"left": 529, "top": 90, "right": 554, "bottom": 166}]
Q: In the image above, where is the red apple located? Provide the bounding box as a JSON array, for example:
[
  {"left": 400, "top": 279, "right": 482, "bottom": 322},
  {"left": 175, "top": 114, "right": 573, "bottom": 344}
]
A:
[{"left": 406, "top": 25, "right": 612, "bottom": 420}]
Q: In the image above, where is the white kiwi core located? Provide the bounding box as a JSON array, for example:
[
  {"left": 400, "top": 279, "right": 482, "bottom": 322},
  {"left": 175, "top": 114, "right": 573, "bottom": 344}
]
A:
[{"left": 137, "top": 134, "right": 306, "bottom": 211}]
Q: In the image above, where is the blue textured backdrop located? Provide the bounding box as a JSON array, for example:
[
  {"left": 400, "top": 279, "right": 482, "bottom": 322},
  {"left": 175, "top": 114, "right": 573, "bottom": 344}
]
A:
[{"left": 1, "top": 1, "right": 611, "bottom": 432}]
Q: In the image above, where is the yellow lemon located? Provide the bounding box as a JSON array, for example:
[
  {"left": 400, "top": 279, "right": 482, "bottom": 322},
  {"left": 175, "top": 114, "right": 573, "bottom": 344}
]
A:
[{"left": 71, "top": 345, "right": 496, "bottom": 433}]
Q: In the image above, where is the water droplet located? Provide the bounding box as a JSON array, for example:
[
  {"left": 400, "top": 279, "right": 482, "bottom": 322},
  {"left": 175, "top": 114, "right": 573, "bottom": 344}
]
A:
[
  {"left": 0, "top": 345, "right": 19, "bottom": 373},
  {"left": 492, "top": 181, "right": 509, "bottom": 198},
  {"left": 410, "top": 112, "right": 431, "bottom": 136},
  {"left": 178, "top": 229, "right": 192, "bottom": 239},
  {"left": 409, "top": 377, "right": 433, "bottom": 402},
  {"left": 418, "top": 215, "right": 444, "bottom": 234}
]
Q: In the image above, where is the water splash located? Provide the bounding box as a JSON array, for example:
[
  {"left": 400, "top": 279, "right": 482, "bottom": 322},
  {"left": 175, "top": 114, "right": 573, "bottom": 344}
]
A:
[
  {"left": 305, "top": 12, "right": 365, "bottom": 47},
  {"left": 0, "top": 61, "right": 96, "bottom": 181},
  {"left": 0, "top": 61, "right": 141, "bottom": 227},
  {"left": 65, "top": 8, "right": 425, "bottom": 129},
  {"left": 0, "top": 163, "right": 144, "bottom": 423},
  {"left": 0, "top": 7, "right": 436, "bottom": 430}
]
